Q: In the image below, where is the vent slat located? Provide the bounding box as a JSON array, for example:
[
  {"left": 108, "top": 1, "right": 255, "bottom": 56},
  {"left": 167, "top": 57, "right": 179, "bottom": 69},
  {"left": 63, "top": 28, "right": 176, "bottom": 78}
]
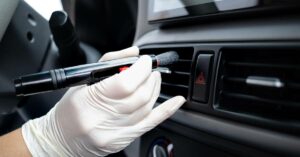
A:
[
  {"left": 221, "top": 91, "right": 299, "bottom": 109},
  {"left": 161, "top": 83, "right": 189, "bottom": 98},
  {"left": 162, "top": 71, "right": 190, "bottom": 86},
  {"left": 178, "top": 59, "right": 192, "bottom": 62},
  {"left": 172, "top": 61, "right": 192, "bottom": 72},
  {"left": 223, "top": 77, "right": 245, "bottom": 84},
  {"left": 287, "top": 82, "right": 300, "bottom": 90},
  {"left": 161, "top": 82, "right": 189, "bottom": 89},
  {"left": 227, "top": 62, "right": 300, "bottom": 70},
  {"left": 158, "top": 93, "right": 172, "bottom": 102},
  {"left": 173, "top": 71, "right": 190, "bottom": 76},
  {"left": 223, "top": 77, "right": 300, "bottom": 90}
]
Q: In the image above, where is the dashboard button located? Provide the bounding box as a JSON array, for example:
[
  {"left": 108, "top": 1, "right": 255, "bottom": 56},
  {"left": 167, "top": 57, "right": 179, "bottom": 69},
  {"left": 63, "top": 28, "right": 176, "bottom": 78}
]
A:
[{"left": 192, "top": 54, "right": 213, "bottom": 103}]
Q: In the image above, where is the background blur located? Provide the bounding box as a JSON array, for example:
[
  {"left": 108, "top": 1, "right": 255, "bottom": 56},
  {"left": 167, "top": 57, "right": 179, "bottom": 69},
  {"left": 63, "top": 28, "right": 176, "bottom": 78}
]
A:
[{"left": 25, "top": 0, "right": 63, "bottom": 20}]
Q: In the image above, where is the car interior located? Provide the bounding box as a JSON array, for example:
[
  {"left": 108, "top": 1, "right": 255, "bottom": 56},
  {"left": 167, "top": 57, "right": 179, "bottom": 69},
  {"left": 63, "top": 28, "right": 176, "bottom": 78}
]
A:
[{"left": 0, "top": 0, "right": 300, "bottom": 156}]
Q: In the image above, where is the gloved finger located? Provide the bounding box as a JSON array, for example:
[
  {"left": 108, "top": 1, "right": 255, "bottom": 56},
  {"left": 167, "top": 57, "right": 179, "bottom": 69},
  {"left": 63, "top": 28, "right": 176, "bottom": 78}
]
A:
[
  {"left": 110, "top": 72, "right": 161, "bottom": 126},
  {"left": 91, "top": 55, "right": 152, "bottom": 99},
  {"left": 110, "top": 71, "right": 161, "bottom": 114},
  {"left": 123, "top": 71, "right": 161, "bottom": 125},
  {"left": 129, "top": 96, "right": 185, "bottom": 135},
  {"left": 88, "top": 71, "right": 160, "bottom": 115},
  {"left": 99, "top": 46, "right": 139, "bottom": 62}
]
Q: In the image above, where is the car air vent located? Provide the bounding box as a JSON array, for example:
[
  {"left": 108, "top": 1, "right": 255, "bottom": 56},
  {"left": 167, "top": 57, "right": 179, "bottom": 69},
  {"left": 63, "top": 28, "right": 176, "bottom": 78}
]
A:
[
  {"left": 141, "top": 48, "right": 194, "bottom": 101},
  {"left": 216, "top": 48, "right": 300, "bottom": 126}
]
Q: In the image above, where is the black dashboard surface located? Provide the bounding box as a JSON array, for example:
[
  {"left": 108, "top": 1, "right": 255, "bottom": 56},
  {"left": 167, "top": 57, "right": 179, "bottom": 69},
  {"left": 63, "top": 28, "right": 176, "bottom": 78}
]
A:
[{"left": 132, "top": 0, "right": 300, "bottom": 156}]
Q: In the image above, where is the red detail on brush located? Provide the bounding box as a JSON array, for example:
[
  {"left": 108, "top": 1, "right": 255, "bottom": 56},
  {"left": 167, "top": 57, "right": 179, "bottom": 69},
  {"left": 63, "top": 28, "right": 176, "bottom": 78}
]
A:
[{"left": 119, "top": 66, "right": 129, "bottom": 72}]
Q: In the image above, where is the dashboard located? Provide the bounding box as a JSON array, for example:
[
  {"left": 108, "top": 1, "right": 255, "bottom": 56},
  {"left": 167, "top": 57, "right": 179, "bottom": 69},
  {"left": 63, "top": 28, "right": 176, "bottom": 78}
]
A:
[{"left": 130, "top": 0, "right": 300, "bottom": 156}]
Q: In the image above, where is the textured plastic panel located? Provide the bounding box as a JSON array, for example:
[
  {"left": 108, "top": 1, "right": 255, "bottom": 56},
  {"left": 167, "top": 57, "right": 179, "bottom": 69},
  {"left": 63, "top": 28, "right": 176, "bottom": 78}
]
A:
[{"left": 0, "top": 1, "right": 51, "bottom": 114}]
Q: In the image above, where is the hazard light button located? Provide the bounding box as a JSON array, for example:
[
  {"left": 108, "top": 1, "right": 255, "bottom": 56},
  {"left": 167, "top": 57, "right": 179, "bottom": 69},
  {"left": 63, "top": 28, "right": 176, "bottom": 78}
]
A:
[{"left": 192, "top": 54, "right": 213, "bottom": 103}]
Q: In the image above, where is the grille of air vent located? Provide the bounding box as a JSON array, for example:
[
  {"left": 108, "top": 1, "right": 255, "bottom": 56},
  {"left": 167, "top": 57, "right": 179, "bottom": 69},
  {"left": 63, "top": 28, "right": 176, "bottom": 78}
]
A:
[
  {"left": 216, "top": 48, "right": 300, "bottom": 124},
  {"left": 141, "top": 48, "right": 194, "bottom": 101}
]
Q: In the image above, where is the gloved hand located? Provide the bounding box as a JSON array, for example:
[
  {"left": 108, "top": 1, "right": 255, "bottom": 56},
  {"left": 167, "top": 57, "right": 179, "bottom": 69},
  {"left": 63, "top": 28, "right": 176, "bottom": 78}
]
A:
[{"left": 22, "top": 46, "right": 186, "bottom": 157}]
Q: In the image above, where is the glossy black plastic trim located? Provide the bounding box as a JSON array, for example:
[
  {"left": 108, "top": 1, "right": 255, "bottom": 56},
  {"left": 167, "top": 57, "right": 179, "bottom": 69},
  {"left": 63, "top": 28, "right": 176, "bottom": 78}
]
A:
[{"left": 148, "top": 0, "right": 300, "bottom": 26}]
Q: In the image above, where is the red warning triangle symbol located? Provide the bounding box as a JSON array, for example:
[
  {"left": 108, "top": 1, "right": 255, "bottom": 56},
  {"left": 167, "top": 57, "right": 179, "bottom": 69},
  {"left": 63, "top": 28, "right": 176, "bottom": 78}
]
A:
[{"left": 196, "top": 72, "right": 206, "bottom": 85}]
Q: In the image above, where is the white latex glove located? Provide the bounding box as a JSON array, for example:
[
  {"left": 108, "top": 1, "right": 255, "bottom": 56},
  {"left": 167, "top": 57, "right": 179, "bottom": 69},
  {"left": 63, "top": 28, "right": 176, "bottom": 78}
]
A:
[{"left": 22, "top": 46, "right": 186, "bottom": 157}]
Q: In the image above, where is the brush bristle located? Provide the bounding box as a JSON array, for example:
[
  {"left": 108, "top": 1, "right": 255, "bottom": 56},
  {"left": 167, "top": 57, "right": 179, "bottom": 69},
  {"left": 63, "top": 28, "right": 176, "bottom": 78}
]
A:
[{"left": 156, "top": 51, "right": 179, "bottom": 66}]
